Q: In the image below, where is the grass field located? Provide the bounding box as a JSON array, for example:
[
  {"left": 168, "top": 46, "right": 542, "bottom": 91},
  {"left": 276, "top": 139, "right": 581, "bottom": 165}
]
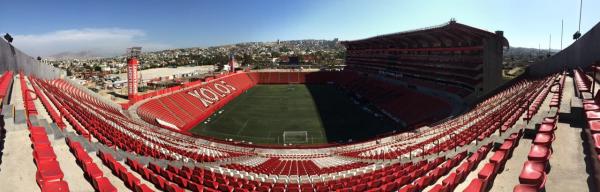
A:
[{"left": 189, "top": 84, "right": 400, "bottom": 145}]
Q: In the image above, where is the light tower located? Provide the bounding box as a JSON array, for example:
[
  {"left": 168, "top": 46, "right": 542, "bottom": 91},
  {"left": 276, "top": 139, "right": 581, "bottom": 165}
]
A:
[
  {"left": 126, "top": 47, "right": 142, "bottom": 101},
  {"left": 228, "top": 52, "right": 237, "bottom": 72}
]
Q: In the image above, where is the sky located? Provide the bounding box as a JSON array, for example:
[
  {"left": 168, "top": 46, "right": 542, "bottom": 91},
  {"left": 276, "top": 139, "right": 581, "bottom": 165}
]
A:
[{"left": 1, "top": 0, "right": 599, "bottom": 57}]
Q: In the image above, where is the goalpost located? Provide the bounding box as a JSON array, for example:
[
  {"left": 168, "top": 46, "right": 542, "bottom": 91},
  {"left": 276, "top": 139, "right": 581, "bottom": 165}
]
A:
[{"left": 282, "top": 131, "right": 309, "bottom": 144}]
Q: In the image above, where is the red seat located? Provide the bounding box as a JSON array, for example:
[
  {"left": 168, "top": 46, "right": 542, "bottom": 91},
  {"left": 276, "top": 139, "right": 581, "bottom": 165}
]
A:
[
  {"left": 93, "top": 177, "right": 117, "bottom": 192},
  {"left": 517, "top": 172, "right": 546, "bottom": 191},
  {"left": 522, "top": 160, "right": 546, "bottom": 173},
  {"left": 271, "top": 186, "right": 285, "bottom": 192},
  {"left": 76, "top": 152, "right": 93, "bottom": 165},
  {"left": 255, "top": 186, "right": 269, "bottom": 192},
  {"left": 381, "top": 182, "right": 398, "bottom": 192},
  {"left": 586, "top": 111, "right": 600, "bottom": 119},
  {"left": 188, "top": 183, "right": 204, "bottom": 192},
  {"left": 594, "top": 134, "right": 600, "bottom": 153},
  {"left": 429, "top": 184, "right": 447, "bottom": 192},
  {"left": 541, "top": 117, "right": 556, "bottom": 124},
  {"left": 463, "top": 179, "right": 485, "bottom": 192},
  {"left": 584, "top": 103, "right": 600, "bottom": 111},
  {"left": 84, "top": 163, "right": 104, "bottom": 179},
  {"left": 477, "top": 163, "right": 497, "bottom": 181},
  {"left": 527, "top": 145, "right": 551, "bottom": 161},
  {"left": 135, "top": 184, "right": 154, "bottom": 192},
  {"left": 151, "top": 174, "right": 167, "bottom": 190},
  {"left": 234, "top": 187, "right": 250, "bottom": 192},
  {"left": 300, "top": 186, "right": 314, "bottom": 192},
  {"left": 218, "top": 184, "right": 234, "bottom": 192},
  {"left": 40, "top": 180, "right": 70, "bottom": 192},
  {"left": 167, "top": 183, "right": 185, "bottom": 192},
  {"left": 532, "top": 133, "right": 554, "bottom": 146},
  {"left": 489, "top": 151, "right": 507, "bottom": 168},
  {"left": 397, "top": 184, "right": 415, "bottom": 192},
  {"left": 36, "top": 160, "right": 64, "bottom": 184},
  {"left": 241, "top": 183, "right": 255, "bottom": 191},
  {"left": 205, "top": 180, "right": 219, "bottom": 189},
  {"left": 513, "top": 184, "right": 539, "bottom": 192},
  {"left": 588, "top": 120, "right": 600, "bottom": 132},
  {"left": 498, "top": 140, "right": 514, "bottom": 152},
  {"left": 442, "top": 172, "right": 458, "bottom": 190},
  {"left": 123, "top": 172, "right": 141, "bottom": 189},
  {"left": 33, "top": 145, "right": 57, "bottom": 162},
  {"left": 538, "top": 123, "right": 556, "bottom": 133},
  {"left": 456, "top": 162, "right": 471, "bottom": 182},
  {"left": 172, "top": 175, "right": 188, "bottom": 188},
  {"left": 367, "top": 179, "right": 382, "bottom": 188},
  {"left": 518, "top": 165, "right": 546, "bottom": 185}
]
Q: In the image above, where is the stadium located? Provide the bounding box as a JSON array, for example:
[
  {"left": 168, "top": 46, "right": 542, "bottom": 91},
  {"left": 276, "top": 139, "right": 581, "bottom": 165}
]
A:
[{"left": 1, "top": 5, "right": 600, "bottom": 192}]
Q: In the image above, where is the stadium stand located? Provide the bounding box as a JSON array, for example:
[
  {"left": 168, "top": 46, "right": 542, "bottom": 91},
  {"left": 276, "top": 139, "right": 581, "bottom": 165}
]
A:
[
  {"left": 27, "top": 71, "right": 552, "bottom": 191},
  {"left": 3, "top": 20, "right": 600, "bottom": 192},
  {"left": 341, "top": 20, "right": 508, "bottom": 99},
  {"left": 19, "top": 70, "right": 559, "bottom": 191}
]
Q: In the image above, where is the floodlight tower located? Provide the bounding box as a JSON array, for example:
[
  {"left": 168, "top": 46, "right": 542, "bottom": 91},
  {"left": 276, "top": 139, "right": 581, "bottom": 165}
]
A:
[
  {"left": 228, "top": 52, "right": 237, "bottom": 73},
  {"left": 126, "top": 47, "right": 142, "bottom": 101}
]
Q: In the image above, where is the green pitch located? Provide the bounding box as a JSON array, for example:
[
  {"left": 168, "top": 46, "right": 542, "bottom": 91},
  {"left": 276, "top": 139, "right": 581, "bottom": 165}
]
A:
[{"left": 189, "top": 84, "right": 399, "bottom": 145}]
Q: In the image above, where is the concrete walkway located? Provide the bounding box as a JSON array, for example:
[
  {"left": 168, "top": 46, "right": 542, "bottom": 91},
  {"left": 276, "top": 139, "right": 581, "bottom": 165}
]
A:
[
  {"left": 544, "top": 76, "right": 590, "bottom": 191},
  {"left": 488, "top": 75, "right": 590, "bottom": 192},
  {"left": 0, "top": 75, "right": 40, "bottom": 192}
]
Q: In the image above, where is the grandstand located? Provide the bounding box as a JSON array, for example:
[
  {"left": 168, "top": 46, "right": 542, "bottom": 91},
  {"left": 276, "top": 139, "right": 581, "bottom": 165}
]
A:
[
  {"left": 342, "top": 20, "right": 508, "bottom": 100},
  {"left": 0, "top": 19, "right": 599, "bottom": 192}
]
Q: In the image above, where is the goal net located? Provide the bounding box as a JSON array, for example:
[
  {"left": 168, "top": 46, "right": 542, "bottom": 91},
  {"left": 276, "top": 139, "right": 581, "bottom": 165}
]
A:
[{"left": 283, "top": 131, "right": 309, "bottom": 144}]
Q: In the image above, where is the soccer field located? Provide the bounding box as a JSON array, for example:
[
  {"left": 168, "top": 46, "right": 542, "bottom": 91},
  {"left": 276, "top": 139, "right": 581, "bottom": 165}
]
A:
[{"left": 189, "top": 84, "right": 399, "bottom": 145}]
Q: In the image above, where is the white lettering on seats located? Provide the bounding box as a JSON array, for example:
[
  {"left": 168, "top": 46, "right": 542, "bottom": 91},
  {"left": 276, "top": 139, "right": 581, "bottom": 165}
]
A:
[
  {"left": 213, "top": 82, "right": 231, "bottom": 94},
  {"left": 200, "top": 88, "right": 220, "bottom": 101},
  {"left": 220, "top": 80, "right": 237, "bottom": 91},
  {"left": 186, "top": 81, "right": 238, "bottom": 107},
  {"left": 188, "top": 89, "right": 214, "bottom": 107}
]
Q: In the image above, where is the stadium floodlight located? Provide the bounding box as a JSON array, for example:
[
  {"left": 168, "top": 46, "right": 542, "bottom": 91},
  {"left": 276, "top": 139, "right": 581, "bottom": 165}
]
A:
[
  {"left": 3, "top": 33, "right": 13, "bottom": 43},
  {"left": 573, "top": 31, "right": 581, "bottom": 40}
]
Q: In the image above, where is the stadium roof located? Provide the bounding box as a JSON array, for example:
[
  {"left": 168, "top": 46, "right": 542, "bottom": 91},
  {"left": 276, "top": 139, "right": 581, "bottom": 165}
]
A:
[{"left": 341, "top": 20, "right": 509, "bottom": 49}]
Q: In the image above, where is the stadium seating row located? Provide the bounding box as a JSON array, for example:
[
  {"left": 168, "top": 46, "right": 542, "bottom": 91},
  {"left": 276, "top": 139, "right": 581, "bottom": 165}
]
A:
[
  {"left": 576, "top": 67, "right": 600, "bottom": 164},
  {"left": 65, "top": 137, "right": 118, "bottom": 192},
  {"left": 0, "top": 71, "right": 13, "bottom": 99},
  {"left": 19, "top": 73, "right": 70, "bottom": 191},
  {"left": 344, "top": 50, "right": 483, "bottom": 94},
  {"left": 222, "top": 157, "right": 370, "bottom": 176},
  {"left": 19, "top": 70, "right": 562, "bottom": 192},
  {"left": 31, "top": 77, "right": 247, "bottom": 163},
  {"left": 513, "top": 73, "right": 564, "bottom": 191},
  {"left": 337, "top": 75, "right": 555, "bottom": 161},
  {"left": 0, "top": 72, "right": 12, "bottom": 171}
]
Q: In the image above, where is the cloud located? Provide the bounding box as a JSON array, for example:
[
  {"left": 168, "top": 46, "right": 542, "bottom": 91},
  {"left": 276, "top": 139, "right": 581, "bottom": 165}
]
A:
[{"left": 10, "top": 28, "right": 172, "bottom": 57}]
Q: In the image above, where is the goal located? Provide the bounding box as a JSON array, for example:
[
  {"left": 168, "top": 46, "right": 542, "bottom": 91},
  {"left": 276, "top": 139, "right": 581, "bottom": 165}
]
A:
[{"left": 282, "top": 131, "right": 309, "bottom": 144}]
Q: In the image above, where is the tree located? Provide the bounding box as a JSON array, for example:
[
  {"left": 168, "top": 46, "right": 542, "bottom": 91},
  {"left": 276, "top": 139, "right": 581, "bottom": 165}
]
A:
[
  {"left": 279, "top": 46, "right": 290, "bottom": 52},
  {"left": 271, "top": 51, "right": 281, "bottom": 58},
  {"left": 242, "top": 53, "right": 254, "bottom": 65}
]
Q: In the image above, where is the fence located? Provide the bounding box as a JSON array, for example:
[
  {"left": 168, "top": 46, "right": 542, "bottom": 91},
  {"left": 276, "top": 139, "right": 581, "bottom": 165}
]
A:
[
  {"left": 528, "top": 20, "right": 600, "bottom": 76},
  {"left": 0, "top": 39, "right": 65, "bottom": 79}
]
